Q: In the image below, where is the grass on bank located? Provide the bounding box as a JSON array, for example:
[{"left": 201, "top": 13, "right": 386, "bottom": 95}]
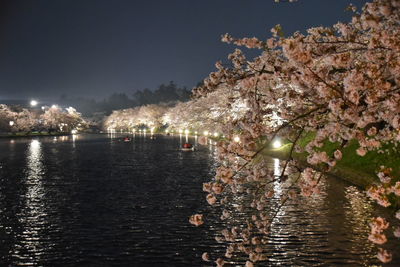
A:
[{"left": 261, "top": 132, "right": 400, "bottom": 188}]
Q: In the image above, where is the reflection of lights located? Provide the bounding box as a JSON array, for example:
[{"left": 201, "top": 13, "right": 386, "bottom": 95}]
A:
[
  {"left": 150, "top": 127, "right": 155, "bottom": 134},
  {"left": 213, "top": 132, "right": 219, "bottom": 137},
  {"left": 31, "top": 139, "right": 40, "bottom": 148},
  {"left": 185, "top": 129, "right": 190, "bottom": 135},
  {"left": 233, "top": 136, "right": 240, "bottom": 143},
  {"left": 274, "top": 158, "right": 281, "bottom": 177},
  {"left": 272, "top": 139, "right": 282, "bottom": 148},
  {"left": 344, "top": 185, "right": 375, "bottom": 256},
  {"left": 30, "top": 100, "right": 38, "bottom": 106},
  {"left": 203, "top": 131, "right": 209, "bottom": 136},
  {"left": 17, "top": 138, "right": 46, "bottom": 259},
  {"left": 273, "top": 158, "right": 283, "bottom": 196}
]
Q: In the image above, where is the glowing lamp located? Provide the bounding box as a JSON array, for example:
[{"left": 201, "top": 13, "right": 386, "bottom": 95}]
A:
[{"left": 272, "top": 139, "right": 282, "bottom": 149}]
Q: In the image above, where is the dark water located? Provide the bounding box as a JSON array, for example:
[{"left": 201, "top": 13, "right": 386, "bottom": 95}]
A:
[{"left": 0, "top": 134, "right": 398, "bottom": 266}]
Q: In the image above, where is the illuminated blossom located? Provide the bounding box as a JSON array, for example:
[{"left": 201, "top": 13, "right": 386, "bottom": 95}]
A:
[
  {"left": 206, "top": 194, "right": 217, "bottom": 205},
  {"left": 198, "top": 136, "right": 208, "bottom": 145},
  {"left": 189, "top": 214, "right": 204, "bottom": 226},
  {"left": 215, "top": 258, "right": 225, "bottom": 267},
  {"left": 202, "top": 252, "right": 210, "bottom": 262},
  {"left": 393, "top": 227, "right": 400, "bottom": 238},
  {"left": 356, "top": 147, "right": 367, "bottom": 156},
  {"left": 333, "top": 150, "right": 342, "bottom": 160},
  {"left": 377, "top": 248, "right": 392, "bottom": 263},
  {"left": 368, "top": 232, "right": 387, "bottom": 244}
]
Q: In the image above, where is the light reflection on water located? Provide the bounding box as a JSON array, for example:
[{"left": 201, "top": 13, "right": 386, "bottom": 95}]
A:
[
  {"left": 344, "top": 186, "right": 376, "bottom": 266},
  {"left": 214, "top": 157, "right": 400, "bottom": 266},
  {"left": 12, "top": 139, "right": 47, "bottom": 264}
]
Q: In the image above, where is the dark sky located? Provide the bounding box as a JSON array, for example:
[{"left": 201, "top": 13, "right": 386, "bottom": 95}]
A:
[{"left": 0, "top": 0, "right": 368, "bottom": 101}]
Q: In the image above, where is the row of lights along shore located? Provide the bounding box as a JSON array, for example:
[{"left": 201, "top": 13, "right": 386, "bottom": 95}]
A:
[{"left": 109, "top": 128, "right": 282, "bottom": 147}]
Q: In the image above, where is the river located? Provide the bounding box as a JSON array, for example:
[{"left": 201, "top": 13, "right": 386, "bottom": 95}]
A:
[{"left": 0, "top": 134, "right": 398, "bottom": 266}]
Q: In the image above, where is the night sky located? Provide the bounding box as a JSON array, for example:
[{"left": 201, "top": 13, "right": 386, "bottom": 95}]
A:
[{"left": 0, "top": 0, "right": 369, "bottom": 101}]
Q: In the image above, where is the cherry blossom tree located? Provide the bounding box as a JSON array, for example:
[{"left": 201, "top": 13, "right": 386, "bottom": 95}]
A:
[
  {"left": 104, "top": 104, "right": 169, "bottom": 131},
  {"left": 0, "top": 104, "right": 86, "bottom": 134},
  {"left": 189, "top": 0, "right": 400, "bottom": 264},
  {"left": 163, "top": 86, "right": 248, "bottom": 133},
  {"left": 0, "top": 104, "right": 18, "bottom": 133},
  {"left": 40, "top": 106, "right": 87, "bottom": 132}
]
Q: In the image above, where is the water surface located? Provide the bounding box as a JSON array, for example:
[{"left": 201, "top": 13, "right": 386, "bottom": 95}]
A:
[{"left": 0, "top": 134, "right": 398, "bottom": 266}]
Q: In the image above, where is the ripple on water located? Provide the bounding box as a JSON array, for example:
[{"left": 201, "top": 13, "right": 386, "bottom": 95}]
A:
[{"left": 0, "top": 134, "right": 398, "bottom": 266}]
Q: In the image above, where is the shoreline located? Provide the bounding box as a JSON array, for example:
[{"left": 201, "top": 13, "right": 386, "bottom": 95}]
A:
[
  {"left": 0, "top": 132, "right": 72, "bottom": 139},
  {"left": 0, "top": 131, "right": 378, "bottom": 189}
]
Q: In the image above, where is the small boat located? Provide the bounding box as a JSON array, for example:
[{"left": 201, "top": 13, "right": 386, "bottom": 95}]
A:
[
  {"left": 123, "top": 137, "right": 132, "bottom": 142},
  {"left": 181, "top": 143, "right": 194, "bottom": 151}
]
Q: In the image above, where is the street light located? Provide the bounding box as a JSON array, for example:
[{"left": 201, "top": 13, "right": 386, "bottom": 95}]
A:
[
  {"left": 30, "top": 100, "right": 38, "bottom": 107},
  {"left": 272, "top": 139, "right": 282, "bottom": 148}
]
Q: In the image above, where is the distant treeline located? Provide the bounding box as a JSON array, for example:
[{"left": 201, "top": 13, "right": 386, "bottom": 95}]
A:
[{"left": 59, "top": 81, "right": 192, "bottom": 116}]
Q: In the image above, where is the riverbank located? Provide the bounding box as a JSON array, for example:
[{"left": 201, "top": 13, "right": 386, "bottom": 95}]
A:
[
  {"left": 0, "top": 132, "right": 71, "bottom": 138},
  {"left": 263, "top": 144, "right": 377, "bottom": 188},
  {"left": 261, "top": 133, "right": 400, "bottom": 189}
]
